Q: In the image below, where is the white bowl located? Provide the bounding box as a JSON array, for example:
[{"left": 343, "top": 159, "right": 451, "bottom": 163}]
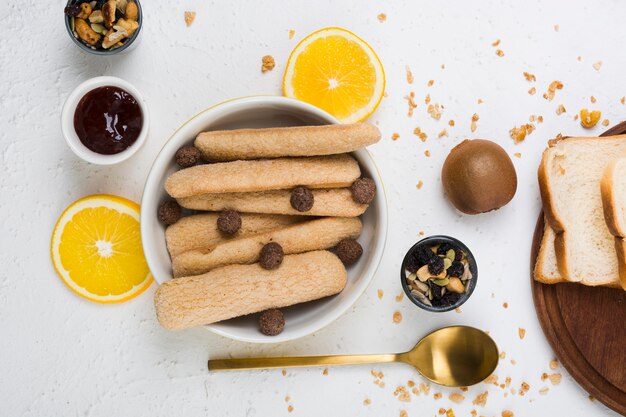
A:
[
  {"left": 61, "top": 76, "right": 150, "bottom": 165},
  {"left": 141, "top": 96, "right": 388, "bottom": 343}
]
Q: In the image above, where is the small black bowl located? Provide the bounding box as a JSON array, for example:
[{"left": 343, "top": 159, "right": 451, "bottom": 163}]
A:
[{"left": 400, "top": 235, "right": 478, "bottom": 312}]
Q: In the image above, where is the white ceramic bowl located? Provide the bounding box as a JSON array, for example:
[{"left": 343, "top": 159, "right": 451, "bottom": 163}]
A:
[
  {"left": 141, "top": 96, "right": 387, "bottom": 343},
  {"left": 61, "top": 76, "right": 149, "bottom": 165}
]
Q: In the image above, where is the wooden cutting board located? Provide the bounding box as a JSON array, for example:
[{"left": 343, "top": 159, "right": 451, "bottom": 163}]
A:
[{"left": 531, "top": 122, "right": 626, "bottom": 416}]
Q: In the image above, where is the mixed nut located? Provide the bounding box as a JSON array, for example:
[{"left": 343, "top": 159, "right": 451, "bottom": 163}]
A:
[
  {"left": 404, "top": 241, "right": 473, "bottom": 308},
  {"left": 65, "top": 0, "right": 140, "bottom": 50}
]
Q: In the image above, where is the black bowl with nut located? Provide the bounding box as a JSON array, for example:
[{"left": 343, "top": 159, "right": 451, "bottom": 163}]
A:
[
  {"left": 64, "top": 0, "right": 143, "bottom": 55},
  {"left": 401, "top": 236, "right": 477, "bottom": 312}
]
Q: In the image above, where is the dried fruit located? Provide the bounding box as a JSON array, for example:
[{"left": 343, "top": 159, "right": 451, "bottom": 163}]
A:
[
  {"left": 447, "top": 261, "right": 465, "bottom": 277},
  {"left": 428, "top": 256, "right": 444, "bottom": 275},
  {"left": 580, "top": 109, "right": 601, "bottom": 128},
  {"left": 125, "top": 1, "right": 138, "bottom": 20}
]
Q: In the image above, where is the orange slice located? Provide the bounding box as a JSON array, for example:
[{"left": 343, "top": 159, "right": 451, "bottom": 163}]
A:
[
  {"left": 50, "top": 195, "right": 152, "bottom": 303},
  {"left": 283, "top": 27, "right": 385, "bottom": 123}
]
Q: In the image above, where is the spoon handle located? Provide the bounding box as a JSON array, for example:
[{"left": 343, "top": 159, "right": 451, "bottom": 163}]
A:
[{"left": 208, "top": 353, "right": 398, "bottom": 371}]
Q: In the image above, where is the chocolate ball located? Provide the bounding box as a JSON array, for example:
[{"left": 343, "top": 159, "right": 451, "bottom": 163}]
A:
[
  {"left": 259, "top": 242, "right": 284, "bottom": 269},
  {"left": 158, "top": 200, "right": 181, "bottom": 225},
  {"left": 290, "top": 187, "right": 314, "bottom": 212},
  {"left": 258, "top": 309, "right": 285, "bottom": 336},
  {"left": 175, "top": 146, "right": 202, "bottom": 168},
  {"left": 217, "top": 210, "right": 241, "bottom": 235},
  {"left": 335, "top": 238, "right": 363, "bottom": 266},
  {"left": 351, "top": 178, "right": 376, "bottom": 204}
]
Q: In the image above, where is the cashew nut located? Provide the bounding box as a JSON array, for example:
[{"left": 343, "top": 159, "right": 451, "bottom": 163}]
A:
[
  {"left": 124, "top": 1, "right": 138, "bottom": 21},
  {"left": 88, "top": 10, "right": 103, "bottom": 23},
  {"left": 75, "top": 18, "right": 101, "bottom": 46},
  {"left": 446, "top": 277, "right": 465, "bottom": 294},
  {"left": 102, "top": 0, "right": 117, "bottom": 28}
]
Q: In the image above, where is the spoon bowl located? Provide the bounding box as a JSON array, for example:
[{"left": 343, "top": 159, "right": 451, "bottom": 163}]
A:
[{"left": 208, "top": 325, "right": 499, "bottom": 387}]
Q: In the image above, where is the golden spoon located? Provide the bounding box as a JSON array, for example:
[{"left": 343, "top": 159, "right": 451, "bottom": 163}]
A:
[{"left": 208, "top": 325, "right": 498, "bottom": 387}]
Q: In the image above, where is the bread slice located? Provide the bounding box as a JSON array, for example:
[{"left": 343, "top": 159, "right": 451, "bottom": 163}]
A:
[
  {"left": 533, "top": 219, "right": 565, "bottom": 284},
  {"left": 538, "top": 135, "right": 626, "bottom": 286},
  {"left": 600, "top": 158, "right": 626, "bottom": 290}
]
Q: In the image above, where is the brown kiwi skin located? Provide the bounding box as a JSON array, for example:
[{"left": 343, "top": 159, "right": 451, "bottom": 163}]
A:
[{"left": 441, "top": 139, "right": 517, "bottom": 214}]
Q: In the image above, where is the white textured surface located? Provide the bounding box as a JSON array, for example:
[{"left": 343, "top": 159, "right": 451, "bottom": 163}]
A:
[{"left": 0, "top": 0, "right": 624, "bottom": 415}]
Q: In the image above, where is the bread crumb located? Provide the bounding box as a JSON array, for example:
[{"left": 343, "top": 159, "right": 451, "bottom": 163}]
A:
[
  {"left": 554, "top": 24, "right": 560, "bottom": 31},
  {"left": 455, "top": 307, "right": 461, "bottom": 313},
  {"left": 288, "top": 30, "right": 295, "bottom": 39},
  {"left": 428, "top": 103, "right": 443, "bottom": 120},
  {"left": 441, "top": 64, "right": 446, "bottom": 69},
  {"left": 590, "top": 95, "right": 597, "bottom": 103},
  {"left": 502, "top": 411, "right": 514, "bottom": 417},
  {"left": 413, "top": 127, "right": 427, "bottom": 141},
  {"left": 520, "top": 382, "right": 530, "bottom": 395},
  {"left": 492, "top": 39, "right": 501, "bottom": 47},
  {"left": 503, "top": 302, "right": 509, "bottom": 308},
  {"left": 484, "top": 374, "right": 498, "bottom": 385},
  {"left": 511, "top": 359, "right": 517, "bottom": 365},
  {"left": 495, "top": 49, "right": 505, "bottom": 57},
  {"left": 577, "top": 56, "right": 582, "bottom": 62},
  {"left": 592, "top": 61, "right": 603, "bottom": 71},
  {"left": 434, "top": 392, "right": 443, "bottom": 400},
  {"left": 377, "top": 13, "right": 387, "bottom": 22},
  {"left": 400, "top": 410, "right": 408, "bottom": 417},
  {"left": 419, "top": 230, "right": 425, "bottom": 236},
  {"left": 411, "top": 387, "right": 419, "bottom": 395},
  {"left": 550, "top": 359, "right": 559, "bottom": 369},
  {"left": 394, "top": 386, "right": 411, "bottom": 402},
  {"left": 420, "top": 383, "right": 431, "bottom": 394},
  {"left": 363, "top": 398, "right": 371, "bottom": 406},
  {"left": 428, "top": 80, "right": 435, "bottom": 87},
  {"left": 285, "top": 395, "right": 290, "bottom": 402},
  {"left": 407, "top": 380, "right": 415, "bottom": 388},
  {"left": 395, "top": 292, "right": 404, "bottom": 302},
  {"left": 439, "top": 408, "right": 446, "bottom": 415},
  {"left": 514, "top": 153, "right": 521, "bottom": 158},
  {"left": 477, "top": 98, "right": 483, "bottom": 104},
  {"left": 471, "top": 113, "right": 479, "bottom": 132},
  {"left": 377, "top": 289, "right": 384, "bottom": 300},
  {"left": 425, "top": 94, "right": 431, "bottom": 104},
  {"left": 424, "top": 150, "right": 431, "bottom": 157},
  {"left": 470, "top": 410, "right": 477, "bottom": 417},
  {"left": 404, "top": 92, "right": 417, "bottom": 117},
  {"left": 472, "top": 391, "right": 489, "bottom": 406},
  {"left": 602, "top": 119, "right": 610, "bottom": 127},
  {"left": 509, "top": 124, "right": 534, "bottom": 143},
  {"left": 528, "top": 87, "right": 537, "bottom": 95},
  {"left": 556, "top": 104, "right": 566, "bottom": 115},
  {"left": 449, "top": 393, "right": 465, "bottom": 403},
  {"left": 539, "top": 387, "right": 550, "bottom": 395},
  {"left": 448, "top": 119, "right": 455, "bottom": 127},
  {"left": 549, "top": 373, "right": 562, "bottom": 385},
  {"left": 589, "top": 395, "right": 596, "bottom": 402},
  {"left": 261, "top": 55, "right": 275, "bottom": 73},
  {"left": 392, "top": 132, "right": 400, "bottom": 141},
  {"left": 282, "top": 370, "right": 287, "bottom": 376},
  {"left": 184, "top": 11, "right": 196, "bottom": 27},
  {"left": 393, "top": 311, "right": 403, "bottom": 323},
  {"left": 499, "top": 351, "right": 506, "bottom": 359},
  {"left": 523, "top": 72, "right": 536, "bottom": 82},
  {"left": 518, "top": 327, "right": 526, "bottom": 339},
  {"left": 543, "top": 80, "right": 563, "bottom": 101},
  {"left": 446, "top": 410, "right": 456, "bottom": 417},
  {"left": 621, "top": 96, "right": 625, "bottom": 105},
  {"left": 438, "top": 129, "right": 448, "bottom": 138},
  {"left": 406, "top": 66, "right": 414, "bottom": 84},
  {"left": 322, "top": 368, "right": 328, "bottom": 376},
  {"left": 287, "top": 405, "right": 294, "bottom": 413}
]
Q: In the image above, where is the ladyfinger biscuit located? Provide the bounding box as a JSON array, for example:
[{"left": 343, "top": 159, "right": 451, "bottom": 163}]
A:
[
  {"left": 165, "top": 154, "right": 360, "bottom": 198},
  {"left": 155, "top": 251, "right": 347, "bottom": 330},
  {"left": 165, "top": 213, "right": 302, "bottom": 257},
  {"left": 177, "top": 188, "right": 368, "bottom": 217},
  {"left": 195, "top": 123, "right": 381, "bottom": 161},
  {"left": 172, "top": 217, "right": 361, "bottom": 277}
]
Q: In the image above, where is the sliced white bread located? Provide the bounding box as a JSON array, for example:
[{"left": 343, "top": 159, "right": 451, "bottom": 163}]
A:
[
  {"left": 600, "top": 158, "right": 626, "bottom": 290},
  {"left": 533, "top": 219, "right": 565, "bottom": 284},
  {"left": 538, "top": 135, "right": 626, "bottom": 286}
]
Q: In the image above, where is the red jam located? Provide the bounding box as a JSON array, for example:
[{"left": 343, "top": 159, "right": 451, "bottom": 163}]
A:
[{"left": 73, "top": 86, "right": 143, "bottom": 155}]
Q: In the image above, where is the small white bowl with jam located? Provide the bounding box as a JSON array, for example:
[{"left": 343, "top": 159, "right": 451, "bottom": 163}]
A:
[{"left": 61, "top": 76, "right": 149, "bottom": 164}]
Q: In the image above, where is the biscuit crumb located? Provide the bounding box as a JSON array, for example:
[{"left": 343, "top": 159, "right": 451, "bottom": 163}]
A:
[
  {"left": 471, "top": 113, "right": 479, "bottom": 132},
  {"left": 417, "top": 181, "right": 424, "bottom": 190},
  {"left": 288, "top": 30, "right": 295, "bottom": 39},
  {"left": 495, "top": 49, "right": 505, "bottom": 57},
  {"left": 523, "top": 72, "right": 536, "bottom": 82},
  {"left": 363, "top": 398, "right": 371, "bottom": 406},
  {"left": 428, "top": 103, "right": 443, "bottom": 120},
  {"left": 393, "top": 311, "right": 402, "bottom": 323},
  {"left": 392, "top": 132, "right": 400, "bottom": 141},
  {"left": 539, "top": 387, "right": 549, "bottom": 395},
  {"left": 287, "top": 405, "right": 294, "bottom": 413},
  {"left": 590, "top": 95, "right": 597, "bottom": 103},
  {"left": 377, "top": 13, "right": 387, "bottom": 22},
  {"left": 395, "top": 292, "right": 404, "bottom": 302},
  {"left": 406, "top": 66, "right": 414, "bottom": 84},
  {"left": 543, "top": 80, "right": 563, "bottom": 101},
  {"left": 502, "top": 411, "right": 514, "bottom": 417},
  {"left": 554, "top": 24, "right": 560, "bottom": 31},
  {"left": 434, "top": 393, "right": 442, "bottom": 400},
  {"left": 424, "top": 150, "right": 431, "bottom": 157},
  {"left": 405, "top": 92, "right": 417, "bottom": 117},
  {"left": 492, "top": 39, "right": 501, "bottom": 47},
  {"left": 472, "top": 391, "right": 488, "bottom": 406},
  {"left": 514, "top": 153, "right": 522, "bottom": 158},
  {"left": 394, "top": 386, "right": 411, "bottom": 402},
  {"left": 377, "top": 289, "right": 384, "bottom": 299},
  {"left": 528, "top": 87, "right": 537, "bottom": 95},
  {"left": 449, "top": 393, "right": 465, "bottom": 403},
  {"left": 322, "top": 368, "right": 328, "bottom": 376},
  {"left": 400, "top": 411, "right": 408, "bottom": 417},
  {"left": 556, "top": 104, "right": 566, "bottom": 115},
  {"left": 413, "top": 127, "right": 427, "bottom": 142},
  {"left": 592, "top": 61, "right": 603, "bottom": 71},
  {"left": 503, "top": 302, "right": 509, "bottom": 308},
  {"left": 519, "top": 382, "right": 530, "bottom": 395},
  {"left": 518, "top": 327, "right": 526, "bottom": 339},
  {"left": 602, "top": 119, "right": 610, "bottom": 127},
  {"left": 428, "top": 80, "right": 435, "bottom": 87},
  {"left": 438, "top": 129, "right": 448, "bottom": 138},
  {"left": 184, "top": 11, "right": 196, "bottom": 27},
  {"left": 261, "top": 55, "right": 275, "bottom": 73}
]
